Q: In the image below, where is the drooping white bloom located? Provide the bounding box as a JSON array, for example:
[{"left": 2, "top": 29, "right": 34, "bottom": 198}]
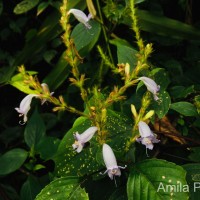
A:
[
  {"left": 72, "top": 126, "right": 98, "bottom": 153},
  {"left": 101, "top": 144, "right": 126, "bottom": 180},
  {"left": 137, "top": 121, "right": 160, "bottom": 150},
  {"left": 138, "top": 76, "right": 160, "bottom": 100},
  {"left": 68, "top": 8, "right": 92, "bottom": 29},
  {"left": 15, "top": 94, "right": 38, "bottom": 124}
]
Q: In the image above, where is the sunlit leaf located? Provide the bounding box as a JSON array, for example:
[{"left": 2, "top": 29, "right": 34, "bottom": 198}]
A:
[
  {"left": 14, "top": 0, "right": 39, "bottom": 14},
  {"left": 10, "top": 72, "right": 39, "bottom": 94},
  {"left": 127, "top": 159, "right": 189, "bottom": 200},
  {"left": 35, "top": 177, "right": 89, "bottom": 200}
]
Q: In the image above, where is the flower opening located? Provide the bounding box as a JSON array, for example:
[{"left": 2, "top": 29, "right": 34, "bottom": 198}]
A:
[
  {"left": 137, "top": 121, "right": 160, "bottom": 151},
  {"left": 101, "top": 144, "right": 126, "bottom": 180}
]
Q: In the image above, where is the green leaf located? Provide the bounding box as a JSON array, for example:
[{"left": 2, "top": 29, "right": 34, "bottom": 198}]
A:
[
  {"left": 42, "top": 51, "right": 70, "bottom": 90},
  {"left": 20, "top": 176, "right": 42, "bottom": 200},
  {"left": 127, "top": 159, "right": 189, "bottom": 200},
  {"left": 170, "top": 85, "right": 196, "bottom": 100},
  {"left": 151, "top": 68, "right": 170, "bottom": 91},
  {"left": 54, "top": 109, "right": 132, "bottom": 177},
  {"left": 183, "top": 164, "right": 200, "bottom": 200},
  {"left": 54, "top": 119, "right": 101, "bottom": 177},
  {"left": 37, "top": 2, "right": 49, "bottom": 16},
  {"left": 10, "top": 72, "right": 39, "bottom": 94},
  {"left": 71, "top": 20, "right": 101, "bottom": 57},
  {"left": 152, "top": 90, "right": 171, "bottom": 119},
  {"left": 14, "top": 0, "right": 39, "bottom": 14},
  {"left": 24, "top": 109, "right": 46, "bottom": 148},
  {"left": 170, "top": 102, "right": 198, "bottom": 116},
  {"left": 0, "top": 148, "right": 28, "bottom": 175},
  {"left": 43, "top": 50, "right": 57, "bottom": 64},
  {"left": 35, "top": 177, "right": 89, "bottom": 200},
  {"left": 123, "top": 9, "right": 200, "bottom": 40},
  {"left": 35, "top": 136, "right": 60, "bottom": 160},
  {"left": 110, "top": 38, "right": 138, "bottom": 71}
]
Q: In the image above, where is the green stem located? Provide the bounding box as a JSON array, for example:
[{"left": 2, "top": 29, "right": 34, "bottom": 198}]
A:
[{"left": 96, "top": 0, "right": 114, "bottom": 72}]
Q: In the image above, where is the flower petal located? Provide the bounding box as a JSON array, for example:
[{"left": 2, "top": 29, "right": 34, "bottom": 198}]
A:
[
  {"left": 79, "top": 126, "right": 98, "bottom": 143},
  {"left": 15, "top": 94, "right": 38, "bottom": 121},
  {"left": 138, "top": 121, "right": 153, "bottom": 138},
  {"left": 103, "top": 144, "right": 118, "bottom": 169},
  {"left": 138, "top": 76, "right": 160, "bottom": 99},
  {"left": 68, "top": 8, "right": 92, "bottom": 29}
]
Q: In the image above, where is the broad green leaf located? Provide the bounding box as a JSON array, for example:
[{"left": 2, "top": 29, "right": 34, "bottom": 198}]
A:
[
  {"left": 24, "top": 109, "right": 46, "bottom": 148},
  {"left": 71, "top": 20, "right": 101, "bottom": 57},
  {"left": 10, "top": 72, "right": 39, "bottom": 94},
  {"left": 35, "top": 136, "right": 60, "bottom": 160},
  {"left": 20, "top": 176, "right": 42, "bottom": 200},
  {"left": 54, "top": 119, "right": 101, "bottom": 177},
  {"left": 151, "top": 68, "right": 170, "bottom": 91},
  {"left": 54, "top": 110, "right": 132, "bottom": 177},
  {"left": 35, "top": 177, "right": 89, "bottom": 200},
  {"left": 110, "top": 38, "right": 138, "bottom": 71},
  {"left": 183, "top": 164, "right": 200, "bottom": 200},
  {"left": 123, "top": 9, "right": 200, "bottom": 40},
  {"left": 170, "top": 102, "right": 198, "bottom": 116},
  {"left": 0, "top": 148, "right": 28, "bottom": 175},
  {"left": 14, "top": 0, "right": 39, "bottom": 14},
  {"left": 170, "top": 85, "right": 196, "bottom": 99},
  {"left": 127, "top": 159, "right": 189, "bottom": 200},
  {"left": 152, "top": 91, "right": 171, "bottom": 119}
]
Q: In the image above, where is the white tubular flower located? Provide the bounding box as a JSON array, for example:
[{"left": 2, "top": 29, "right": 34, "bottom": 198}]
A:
[
  {"left": 138, "top": 76, "right": 160, "bottom": 101},
  {"left": 101, "top": 144, "right": 126, "bottom": 180},
  {"left": 72, "top": 126, "right": 98, "bottom": 153},
  {"left": 137, "top": 121, "right": 160, "bottom": 150},
  {"left": 15, "top": 94, "right": 38, "bottom": 124},
  {"left": 68, "top": 8, "right": 92, "bottom": 29}
]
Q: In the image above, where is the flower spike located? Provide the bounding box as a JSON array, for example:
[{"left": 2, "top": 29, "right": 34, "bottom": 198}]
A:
[
  {"left": 72, "top": 126, "right": 98, "bottom": 153},
  {"left": 138, "top": 76, "right": 160, "bottom": 100},
  {"left": 68, "top": 8, "right": 92, "bottom": 29},
  {"left": 101, "top": 144, "right": 126, "bottom": 180}
]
